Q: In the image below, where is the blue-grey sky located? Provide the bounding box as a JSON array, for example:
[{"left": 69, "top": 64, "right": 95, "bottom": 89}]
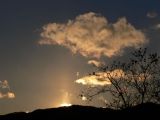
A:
[{"left": 0, "top": 0, "right": 160, "bottom": 114}]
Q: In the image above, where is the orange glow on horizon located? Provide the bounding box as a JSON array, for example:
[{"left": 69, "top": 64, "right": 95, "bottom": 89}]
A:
[{"left": 53, "top": 91, "right": 72, "bottom": 107}]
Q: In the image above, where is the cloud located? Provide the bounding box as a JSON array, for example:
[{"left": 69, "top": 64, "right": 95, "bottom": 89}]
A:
[
  {"left": 0, "top": 92, "right": 15, "bottom": 99},
  {"left": 7, "top": 92, "right": 15, "bottom": 98},
  {"left": 75, "top": 72, "right": 112, "bottom": 87},
  {"left": 88, "top": 60, "right": 104, "bottom": 67},
  {"left": 76, "top": 74, "right": 111, "bottom": 86},
  {"left": 0, "top": 80, "right": 15, "bottom": 99},
  {"left": 0, "top": 80, "right": 10, "bottom": 89},
  {"left": 147, "top": 11, "right": 158, "bottom": 18},
  {"left": 149, "top": 23, "right": 160, "bottom": 31},
  {"left": 154, "top": 24, "right": 160, "bottom": 30},
  {"left": 39, "top": 12, "right": 147, "bottom": 58},
  {"left": 75, "top": 69, "right": 125, "bottom": 87},
  {"left": 75, "top": 68, "right": 152, "bottom": 87}
]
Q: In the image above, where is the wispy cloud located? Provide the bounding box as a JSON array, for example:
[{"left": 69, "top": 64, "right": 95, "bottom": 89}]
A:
[
  {"left": 0, "top": 80, "right": 10, "bottom": 89},
  {"left": 154, "top": 24, "right": 160, "bottom": 30},
  {"left": 149, "top": 23, "right": 160, "bottom": 31},
  {"left": 147, "top": 11, "right": 158, "bottom": 18},
  {"left": 88, "top": 60, "right": 104, "bottom": 67},
  {"left": 0, "top": 80, "right": 15, "bottom": 99},
  {"left": 39, "top": 12, "right": 147, "bottom": 58},
  {"left": 0, "top": 92, "right": 15, "bottom": 99}
]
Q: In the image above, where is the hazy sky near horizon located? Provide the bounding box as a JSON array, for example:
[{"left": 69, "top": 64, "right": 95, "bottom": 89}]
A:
[{"left": 0, "top": 0, "right": 160, "bottom": 114}]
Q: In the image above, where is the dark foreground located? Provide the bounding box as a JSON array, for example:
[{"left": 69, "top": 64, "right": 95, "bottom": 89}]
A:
[{"left": 0, "top": 103, "right": 160, "bottom": 119}]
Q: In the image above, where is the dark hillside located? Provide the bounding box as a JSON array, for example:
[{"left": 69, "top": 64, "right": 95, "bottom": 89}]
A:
[{"left": 0, "top": 103, "right": 159, "bottom": 119}]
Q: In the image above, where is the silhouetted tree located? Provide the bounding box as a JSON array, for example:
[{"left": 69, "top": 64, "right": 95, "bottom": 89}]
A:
[
  {"left": 128, "top": 48, "right": 160, "bottom": 104},
  {"left": 80, "top": 48, "right": 160, "bottom": 109}
]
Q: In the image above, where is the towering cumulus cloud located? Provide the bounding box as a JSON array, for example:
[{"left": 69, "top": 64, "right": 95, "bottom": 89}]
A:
[{"left": 39, "top": 12, "right": 147, "bottom": 58}]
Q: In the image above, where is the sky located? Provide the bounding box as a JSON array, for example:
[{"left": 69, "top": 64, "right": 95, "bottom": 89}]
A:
[{"left": 0, "top": 0, "right": 160, "bottom": 114}]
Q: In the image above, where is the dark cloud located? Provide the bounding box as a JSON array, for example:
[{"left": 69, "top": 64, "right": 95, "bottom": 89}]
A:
[{"left": 147, "top": 11, "right": 158, "bottom": 18}]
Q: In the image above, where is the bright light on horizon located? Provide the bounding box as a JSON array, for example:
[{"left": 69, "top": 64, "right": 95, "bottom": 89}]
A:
[{"left": 60, "top": 102, "right": 72, "bottom": 107}]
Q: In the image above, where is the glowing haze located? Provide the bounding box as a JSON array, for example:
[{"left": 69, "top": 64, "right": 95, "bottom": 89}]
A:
[{"left": 57, "top": 92, "right": 72, "bottom": 107}]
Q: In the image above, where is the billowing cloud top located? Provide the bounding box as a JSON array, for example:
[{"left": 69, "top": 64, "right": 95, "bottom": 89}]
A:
[
  {"left": 39, "top": 12, "right": 147, "bottom": 58},
  {"left": 0, "top": 80, "right": 15, "bottom": 99}
]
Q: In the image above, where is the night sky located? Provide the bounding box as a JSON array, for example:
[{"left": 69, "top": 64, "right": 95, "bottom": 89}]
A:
[{"left": 0, "top": 0, "right": 160, "bottom": 114}]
